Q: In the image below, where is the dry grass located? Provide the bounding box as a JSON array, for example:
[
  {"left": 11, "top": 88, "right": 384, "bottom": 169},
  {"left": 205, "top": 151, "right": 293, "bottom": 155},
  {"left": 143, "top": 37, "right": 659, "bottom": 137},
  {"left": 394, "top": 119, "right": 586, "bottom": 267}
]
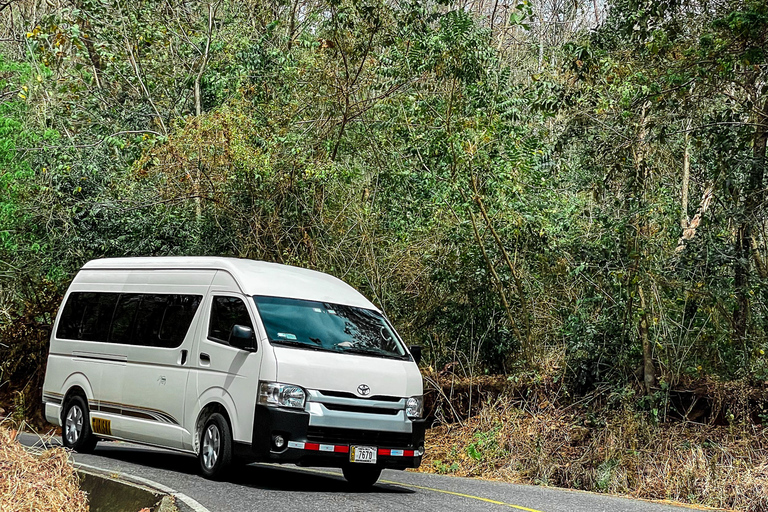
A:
[
  {"left": 419, "top": 395, "right": 768, "bottom": 511},
  {"left": 0, "top": 425, "right": 88, "bottom": 512}
]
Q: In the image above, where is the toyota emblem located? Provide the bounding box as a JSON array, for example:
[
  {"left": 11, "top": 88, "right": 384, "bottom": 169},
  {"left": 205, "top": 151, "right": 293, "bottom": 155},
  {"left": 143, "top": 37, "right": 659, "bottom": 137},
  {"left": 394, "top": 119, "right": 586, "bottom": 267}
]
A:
[{"left": 357, "top": 384, "right": 371, "bottom": 396}]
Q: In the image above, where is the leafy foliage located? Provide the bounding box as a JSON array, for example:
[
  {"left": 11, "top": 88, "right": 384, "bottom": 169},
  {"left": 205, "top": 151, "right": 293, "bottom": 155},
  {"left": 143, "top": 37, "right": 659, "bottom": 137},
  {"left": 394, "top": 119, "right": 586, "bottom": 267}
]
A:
[{"left": 1, "top": 0, "right": 768, "bottom": 410}]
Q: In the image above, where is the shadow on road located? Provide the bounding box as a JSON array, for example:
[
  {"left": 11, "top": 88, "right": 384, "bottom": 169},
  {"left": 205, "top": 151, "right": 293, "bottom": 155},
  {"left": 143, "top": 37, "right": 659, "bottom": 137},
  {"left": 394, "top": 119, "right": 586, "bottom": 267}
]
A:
[
  {"left": 76, "top": 441, "right": 414, "bottom": 495},
  {"left": 90, "top": 443, "right": 201, "bottom": 476},
  {"left": 229, "top": 464, "right": 414, "bottom": 495}
]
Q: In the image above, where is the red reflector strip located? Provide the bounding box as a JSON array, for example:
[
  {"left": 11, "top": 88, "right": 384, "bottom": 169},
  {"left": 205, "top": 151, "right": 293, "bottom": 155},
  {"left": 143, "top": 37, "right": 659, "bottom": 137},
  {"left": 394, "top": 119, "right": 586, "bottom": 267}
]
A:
[
  {"left": 286, "top": 441, "right": 412, "bottom": 456},
  {"left": 377, "top": 449, "right": 416, "bottom": 457},
  {"left": 287, "top": 441, "right": 349, "bottom": 453}
]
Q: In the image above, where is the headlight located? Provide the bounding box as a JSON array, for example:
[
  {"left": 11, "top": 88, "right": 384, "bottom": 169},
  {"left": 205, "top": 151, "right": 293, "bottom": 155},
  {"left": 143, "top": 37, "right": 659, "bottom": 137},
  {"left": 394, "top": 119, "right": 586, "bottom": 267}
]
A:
[
  {"left": 406, "top": 396, "right": 423, "bottom": 419},
  {"left": 258, "top": 382, "right": 306, "bottom": 409}
]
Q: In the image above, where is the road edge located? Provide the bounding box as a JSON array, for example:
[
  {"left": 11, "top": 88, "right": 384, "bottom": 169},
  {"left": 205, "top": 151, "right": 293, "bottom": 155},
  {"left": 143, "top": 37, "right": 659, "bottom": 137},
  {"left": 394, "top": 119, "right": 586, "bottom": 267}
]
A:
[{"left": 74, "top": 462, "right": 212, "bottom": 512}]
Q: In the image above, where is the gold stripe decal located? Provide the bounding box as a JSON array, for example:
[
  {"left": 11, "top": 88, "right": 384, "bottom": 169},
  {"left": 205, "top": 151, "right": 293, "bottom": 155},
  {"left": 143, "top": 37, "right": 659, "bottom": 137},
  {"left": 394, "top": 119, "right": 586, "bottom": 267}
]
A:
[{"left": 88, "top": 399, "right": 179, "bottom": 425}]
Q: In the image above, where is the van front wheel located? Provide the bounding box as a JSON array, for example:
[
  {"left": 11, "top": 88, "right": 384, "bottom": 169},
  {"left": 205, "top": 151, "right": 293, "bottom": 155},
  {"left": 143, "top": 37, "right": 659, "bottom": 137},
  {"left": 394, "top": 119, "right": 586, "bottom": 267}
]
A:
[
  {"left": 342, "top": 465, "right": 382, "bottom": 489},
  {"left": 61, "top": 396, "right": 98, "bottom": 453},
  {"left": 199, "top": 413, "right": 233, "bottom": 479}
]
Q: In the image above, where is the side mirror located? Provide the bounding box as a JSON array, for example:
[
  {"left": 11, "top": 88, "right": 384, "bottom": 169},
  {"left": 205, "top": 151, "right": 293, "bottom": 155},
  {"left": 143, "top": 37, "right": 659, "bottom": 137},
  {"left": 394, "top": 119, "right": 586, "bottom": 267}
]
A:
[
  {"left": 229, "top": 324, "right": 257, "bottom": 351},
  {"left": 409, "top": 345, "right": 422, "bottom": 365}
]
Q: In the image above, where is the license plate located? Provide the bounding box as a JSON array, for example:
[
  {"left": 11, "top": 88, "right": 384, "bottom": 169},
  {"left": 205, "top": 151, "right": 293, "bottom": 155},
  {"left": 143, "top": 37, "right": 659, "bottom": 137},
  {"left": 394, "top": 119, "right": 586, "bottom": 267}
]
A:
[
  {"left": 350, "top": 445, "right": 377, "bottom": 464},
  {"left": 91, "top": 417, "right": 112, "bottom": 436}
]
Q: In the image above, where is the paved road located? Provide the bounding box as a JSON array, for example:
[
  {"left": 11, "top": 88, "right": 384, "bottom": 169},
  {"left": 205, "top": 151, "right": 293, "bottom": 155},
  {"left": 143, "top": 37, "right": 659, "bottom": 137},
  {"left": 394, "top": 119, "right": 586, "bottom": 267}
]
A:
[{"left": 19, "top": 434, "right": 719, "bottom": 512}]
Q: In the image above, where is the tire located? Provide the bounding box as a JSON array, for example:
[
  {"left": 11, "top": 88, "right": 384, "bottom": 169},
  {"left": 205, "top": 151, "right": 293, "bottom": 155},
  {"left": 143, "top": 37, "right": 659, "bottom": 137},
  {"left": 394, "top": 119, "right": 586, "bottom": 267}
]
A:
[
  {"left": 342, "top": 465, "right": 382, "bottom": 489},
  {"left": 199, "top": 413, "right": 233, "bottom": 479},
  {"left": 61, "top": 395, "right": 98, "bottom": 453}
]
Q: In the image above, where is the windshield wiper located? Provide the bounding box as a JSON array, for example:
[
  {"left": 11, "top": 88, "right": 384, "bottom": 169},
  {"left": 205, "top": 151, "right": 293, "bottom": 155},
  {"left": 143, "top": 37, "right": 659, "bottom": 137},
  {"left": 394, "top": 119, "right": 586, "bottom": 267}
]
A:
[
  {"left": 270, "top": 339, "right": 325, "bottom": 351},
  {"left": 339, "top": 346, "right": 408, "bottom": 360}
]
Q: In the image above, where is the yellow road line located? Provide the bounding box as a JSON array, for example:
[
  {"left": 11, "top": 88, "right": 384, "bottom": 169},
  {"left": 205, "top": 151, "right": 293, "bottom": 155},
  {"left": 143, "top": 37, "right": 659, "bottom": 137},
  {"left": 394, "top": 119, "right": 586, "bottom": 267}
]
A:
[
  {"left": 287, "top": 466, "right": 545, "bottom": 512},
  {"left": 379, "top": 479, "right": 545, "bottom": 512}
]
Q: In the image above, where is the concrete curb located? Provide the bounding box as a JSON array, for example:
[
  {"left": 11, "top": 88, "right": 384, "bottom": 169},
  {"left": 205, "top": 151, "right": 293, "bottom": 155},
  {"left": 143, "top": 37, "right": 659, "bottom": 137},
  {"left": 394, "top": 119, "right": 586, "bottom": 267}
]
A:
[
  {"left": 74, "top": 462, "right": 211, "bottom": 512},
  {"left": 76, "top": 467, "right": 173, "bottom": 512},
  {"left": 17, "top": 432, "right": 210, "bottom": 512}
]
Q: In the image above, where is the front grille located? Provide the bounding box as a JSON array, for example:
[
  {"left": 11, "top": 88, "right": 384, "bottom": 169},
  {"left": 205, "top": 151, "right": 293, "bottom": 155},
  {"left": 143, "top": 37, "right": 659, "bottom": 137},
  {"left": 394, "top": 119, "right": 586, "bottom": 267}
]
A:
[
  {"left": 322, "top": 403, "right": 400, "bottom": 415},
  {"left": 318, "top": 390, "right": 402, "bottom": 402},
  {"left": 307, "top": 426, "right": 412, "bottom": 447}
]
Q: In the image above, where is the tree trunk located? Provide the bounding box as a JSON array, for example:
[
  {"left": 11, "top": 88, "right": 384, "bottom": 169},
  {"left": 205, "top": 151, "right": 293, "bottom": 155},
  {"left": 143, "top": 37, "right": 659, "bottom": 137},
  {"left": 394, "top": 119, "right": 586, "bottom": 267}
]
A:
[
  {"left": 733, "top": 97, "right": 767, "bottom": 341},
  {"left": 633, "top": 101, "right": 656, "bottom": 393},
  {"left": 639, "top": 286, "right": 655, "bottom": 393},
  {"left": 194, "top": 2, "right": 216, "bottom": 117},
  {"left": 287, "top": 0, "right": 299, "bottom": 50},
  {"left": 681, "top": 119, "right": 691, "bottom": 229},
  {"left": 472, "top": 176, "right": 533, "bottom": 356}
]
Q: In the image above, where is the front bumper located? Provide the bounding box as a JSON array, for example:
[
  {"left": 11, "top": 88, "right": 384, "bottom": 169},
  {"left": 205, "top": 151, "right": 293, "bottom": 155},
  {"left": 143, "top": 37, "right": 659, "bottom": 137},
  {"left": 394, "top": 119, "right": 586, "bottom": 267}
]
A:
[{"left": 235, "top": 405, "right": 425, "bottom": 469}]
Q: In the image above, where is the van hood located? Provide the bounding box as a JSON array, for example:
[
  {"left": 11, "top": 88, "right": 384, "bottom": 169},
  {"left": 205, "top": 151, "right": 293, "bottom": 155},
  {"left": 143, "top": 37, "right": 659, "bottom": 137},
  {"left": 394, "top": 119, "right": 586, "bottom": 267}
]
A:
[{"left": 272, "top": 346, "right": 423, "bottom": 398}]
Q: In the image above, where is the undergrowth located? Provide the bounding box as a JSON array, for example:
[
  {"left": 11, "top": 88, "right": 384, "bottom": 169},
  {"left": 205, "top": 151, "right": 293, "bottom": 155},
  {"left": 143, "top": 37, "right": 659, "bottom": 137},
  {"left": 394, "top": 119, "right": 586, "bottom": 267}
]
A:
[
  {"left": 420, "top": 372, "right": 768, "bottom": 511},
  {"left": 0, "top": 424, "right": 87, "bottom": 512}
]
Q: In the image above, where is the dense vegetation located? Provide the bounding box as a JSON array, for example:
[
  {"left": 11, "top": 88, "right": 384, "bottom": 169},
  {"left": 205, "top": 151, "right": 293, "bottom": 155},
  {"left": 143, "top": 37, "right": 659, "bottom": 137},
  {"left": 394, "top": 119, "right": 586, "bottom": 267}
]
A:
[
  {"left": 1, "top": 0, "right": 767, "bottom": 417},
  {"left": 2, "top": 0, "right": 767, "bottom": 508}
]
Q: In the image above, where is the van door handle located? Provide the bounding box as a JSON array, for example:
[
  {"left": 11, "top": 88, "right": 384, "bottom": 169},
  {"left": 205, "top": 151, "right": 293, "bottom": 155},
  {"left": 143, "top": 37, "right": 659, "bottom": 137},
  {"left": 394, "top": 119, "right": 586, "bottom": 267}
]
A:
[
  {"left": 179, "top": 350, "right": 188, "bottom": 366},
  {"left": 200, "top": 352, "right": 211, "bottom": 365}
]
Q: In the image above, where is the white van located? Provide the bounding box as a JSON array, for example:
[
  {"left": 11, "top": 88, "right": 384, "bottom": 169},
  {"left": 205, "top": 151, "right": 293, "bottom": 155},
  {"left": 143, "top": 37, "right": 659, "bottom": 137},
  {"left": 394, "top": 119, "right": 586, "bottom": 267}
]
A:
[{"left": 42, "top": 257, "right": 424, "bottom": 486}]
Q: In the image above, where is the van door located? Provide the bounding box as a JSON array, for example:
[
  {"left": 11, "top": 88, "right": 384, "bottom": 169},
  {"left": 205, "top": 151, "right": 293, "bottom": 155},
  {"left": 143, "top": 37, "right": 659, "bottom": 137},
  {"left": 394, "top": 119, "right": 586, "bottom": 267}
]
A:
[
  {"left": 55, "top": 291, "right": 125, "bottom": 436},
  {"left": 118, "top": 294, "right": 202, "bottom": 449},
  {"left": 191, "top": 293, "right": 264, "bottom": 449}
]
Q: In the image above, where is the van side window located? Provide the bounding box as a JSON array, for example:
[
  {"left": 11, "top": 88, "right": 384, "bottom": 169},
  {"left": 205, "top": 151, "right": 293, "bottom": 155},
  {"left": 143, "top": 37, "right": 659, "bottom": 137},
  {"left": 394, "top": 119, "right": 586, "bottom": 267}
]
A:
[
  {"left": 208, "top": 296, "right": 254, "bottom": 345},
  {"left": 159, "top": 295, "right": 202, "bottom": 347},
  {"left": 56, "top": 292, "right": 202, "bottom": 348},
  {"left": 58, "top": 292, "right": 118, "bottom": 343},
  {"left": 110, "top": 294, "right": 141, "bottom": 344},
  {"left": 134, "top": 295, "right": 169, "bottom": 346}
]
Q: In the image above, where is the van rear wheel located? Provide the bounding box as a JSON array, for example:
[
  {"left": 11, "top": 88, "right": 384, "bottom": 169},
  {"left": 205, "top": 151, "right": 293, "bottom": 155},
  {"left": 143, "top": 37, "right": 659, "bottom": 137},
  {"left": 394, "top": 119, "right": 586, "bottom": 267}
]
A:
[
  {"left": 199, "top": 413, "right": 233, "bottom": 479},
  {"left": 342, "top": 465, "right": 382, "bottom": 489},
  {"left": 61, "top": 395, "right": 98, "bottom": 453}
]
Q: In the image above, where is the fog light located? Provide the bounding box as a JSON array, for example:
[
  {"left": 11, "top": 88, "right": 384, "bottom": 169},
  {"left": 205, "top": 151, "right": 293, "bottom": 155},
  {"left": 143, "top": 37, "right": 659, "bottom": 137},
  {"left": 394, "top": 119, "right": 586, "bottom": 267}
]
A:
[
  {"left": 273, "top": 434, "right": 286, "bottom": 449},
  {"left": 417, "top": 446, "right": 425, "bottom": 456}
]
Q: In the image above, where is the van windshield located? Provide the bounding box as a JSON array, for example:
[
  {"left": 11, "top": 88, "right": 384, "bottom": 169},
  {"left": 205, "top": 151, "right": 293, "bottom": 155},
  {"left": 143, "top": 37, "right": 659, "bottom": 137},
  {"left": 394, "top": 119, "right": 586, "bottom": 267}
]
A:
[{"left": 253, "top": 296, "right": 409, "bottom": 360}]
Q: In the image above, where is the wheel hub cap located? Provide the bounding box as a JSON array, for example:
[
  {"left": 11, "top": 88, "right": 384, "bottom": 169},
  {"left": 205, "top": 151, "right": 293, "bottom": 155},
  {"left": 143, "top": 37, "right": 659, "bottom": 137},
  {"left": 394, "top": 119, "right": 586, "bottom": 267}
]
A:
[
  {"left": 202, "top": 424, "right": 220, "bottom": 469},
  {"left": 65, "top": 405, "right": 83, "bottom": 444}
]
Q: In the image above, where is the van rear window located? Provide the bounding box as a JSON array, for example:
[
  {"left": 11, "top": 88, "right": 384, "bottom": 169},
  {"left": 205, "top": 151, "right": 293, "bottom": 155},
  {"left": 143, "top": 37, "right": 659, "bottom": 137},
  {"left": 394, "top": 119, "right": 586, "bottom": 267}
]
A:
[
  {"left": 57, "top": 292, "right": 117, "bottom": 343},
  {"left": 57, "top": 292, "right": 201, "bottom": 348}
]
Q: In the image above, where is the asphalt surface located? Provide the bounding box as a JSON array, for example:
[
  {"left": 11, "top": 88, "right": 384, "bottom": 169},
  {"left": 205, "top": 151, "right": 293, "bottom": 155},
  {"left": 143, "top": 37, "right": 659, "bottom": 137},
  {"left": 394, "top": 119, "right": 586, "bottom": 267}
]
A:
[{"left": 19, "top": 434, "right": 719, "bottom": 512}]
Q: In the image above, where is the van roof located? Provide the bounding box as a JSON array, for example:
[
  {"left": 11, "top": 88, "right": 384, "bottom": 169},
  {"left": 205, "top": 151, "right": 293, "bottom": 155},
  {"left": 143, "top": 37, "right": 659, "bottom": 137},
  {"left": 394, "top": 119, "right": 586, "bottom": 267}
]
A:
[{"left": 81, "top": 257, "right": 378, "bottom": 310}]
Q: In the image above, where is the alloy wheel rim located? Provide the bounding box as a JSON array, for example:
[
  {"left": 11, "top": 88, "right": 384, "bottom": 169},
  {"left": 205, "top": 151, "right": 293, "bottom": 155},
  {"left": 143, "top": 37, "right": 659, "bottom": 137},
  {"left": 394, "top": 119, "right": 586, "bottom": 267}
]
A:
[
  {"left": 202, "top": 424, "right": 220, "bottom": 469},
  {"left": 65, "top": 405, "right": 83, "bottom": 444}
]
